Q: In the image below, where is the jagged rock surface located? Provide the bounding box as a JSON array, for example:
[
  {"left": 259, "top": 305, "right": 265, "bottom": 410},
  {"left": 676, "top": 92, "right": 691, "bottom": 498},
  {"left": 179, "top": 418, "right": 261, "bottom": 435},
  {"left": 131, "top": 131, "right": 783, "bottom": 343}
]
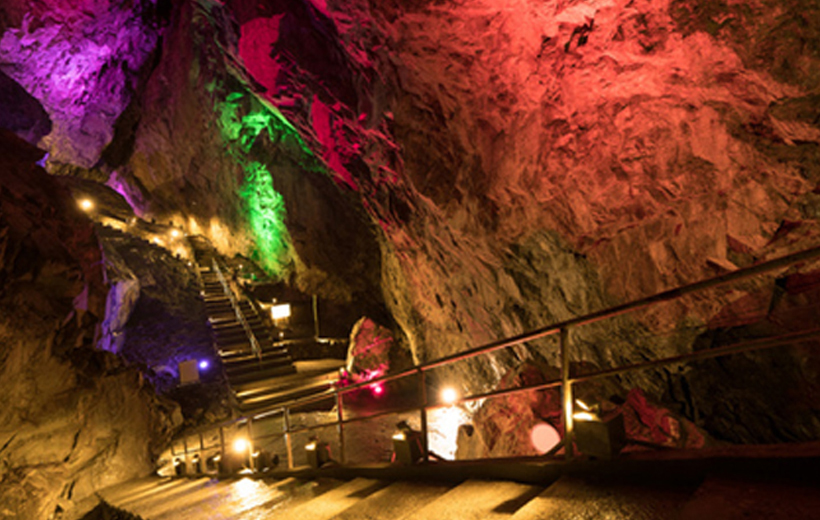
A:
[{"left": 0, "top": 132, "right": 181, "bottom": 520}]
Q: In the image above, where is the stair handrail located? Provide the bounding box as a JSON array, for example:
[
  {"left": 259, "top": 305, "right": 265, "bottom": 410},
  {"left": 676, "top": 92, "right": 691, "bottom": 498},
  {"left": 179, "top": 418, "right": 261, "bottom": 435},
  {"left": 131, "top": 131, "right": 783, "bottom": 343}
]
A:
[
  {"left": 168, "top": 243, "right": 820, "bottom": 474},
  {"left": 211, "top": 257, "right": 263, "bottom": 361}
]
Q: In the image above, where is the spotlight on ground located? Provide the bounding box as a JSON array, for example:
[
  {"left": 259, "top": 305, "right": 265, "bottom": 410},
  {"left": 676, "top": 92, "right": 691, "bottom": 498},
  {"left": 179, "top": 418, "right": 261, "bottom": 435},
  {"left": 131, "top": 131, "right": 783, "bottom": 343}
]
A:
[
  {"left": 440, "top": 387, "right": 459, "bottom": 406},
  {"left": 78, "top": 199, "right": 94, "bottom": 211}
]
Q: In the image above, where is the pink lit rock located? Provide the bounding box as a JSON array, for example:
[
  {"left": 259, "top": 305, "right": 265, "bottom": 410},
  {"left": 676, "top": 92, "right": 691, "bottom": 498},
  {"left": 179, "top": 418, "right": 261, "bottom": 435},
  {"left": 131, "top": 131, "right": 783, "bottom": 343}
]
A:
[{"left": 346, "top": 317, "right": 398, "bottom": 380}]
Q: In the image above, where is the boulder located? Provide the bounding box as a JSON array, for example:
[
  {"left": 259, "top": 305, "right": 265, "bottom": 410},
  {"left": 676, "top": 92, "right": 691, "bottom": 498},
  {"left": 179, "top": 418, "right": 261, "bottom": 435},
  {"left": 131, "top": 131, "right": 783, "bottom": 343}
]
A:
[{"left": 346, "top": 317, "right": 406, "bottom": 380}]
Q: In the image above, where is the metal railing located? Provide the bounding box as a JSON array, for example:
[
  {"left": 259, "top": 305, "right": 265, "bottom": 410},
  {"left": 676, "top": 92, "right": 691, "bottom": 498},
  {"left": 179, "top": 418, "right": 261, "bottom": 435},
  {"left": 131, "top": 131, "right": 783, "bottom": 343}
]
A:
[
  {"left": 169, "top": 244, "right": 820, "bottom": 473},
  {"left": 211, "top": 257, "right": 263, "bottom": 360}
]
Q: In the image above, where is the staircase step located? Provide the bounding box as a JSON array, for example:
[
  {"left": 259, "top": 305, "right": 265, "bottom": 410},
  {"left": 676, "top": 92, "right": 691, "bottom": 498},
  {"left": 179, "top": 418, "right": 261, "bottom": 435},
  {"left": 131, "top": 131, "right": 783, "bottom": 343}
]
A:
[
  {"left": 225, "top": 357, "right": 293, "bottom": 378},
  {"left": 228, "top": 364, "right": 296, "bottom": 385},
  {"left": 221, "top": 347, "right": 291, "bottom": 365},
  {"left": 331, "top": 480, "right": 453, "bottom": 520},
  {"left": 279, "top": 478, "right": 387, "bottom": 520},
  {"left": 218, "top": 345, "right": 254, "bottom": 357},
  {"left": 402, "top": 480, "right": 543, "bottom": 520},
  {"left": 509, "top": 476, "right": 693, "bottom": 520}
]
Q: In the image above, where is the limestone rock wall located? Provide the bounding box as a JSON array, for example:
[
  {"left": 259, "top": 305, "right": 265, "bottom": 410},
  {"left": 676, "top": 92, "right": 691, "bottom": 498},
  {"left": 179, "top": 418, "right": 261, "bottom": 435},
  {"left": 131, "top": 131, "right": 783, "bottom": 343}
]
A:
[{"left": 0, "top": 132, "right": 180, "bottom": 519}]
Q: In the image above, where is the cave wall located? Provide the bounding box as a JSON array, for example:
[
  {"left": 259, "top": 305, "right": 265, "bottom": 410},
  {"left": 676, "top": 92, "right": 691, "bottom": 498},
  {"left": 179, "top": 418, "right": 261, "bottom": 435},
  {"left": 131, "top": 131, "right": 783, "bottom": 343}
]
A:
[
  {"left": 1, "top": 0, "right": 819, "bottom": 448},
  {"left": 0, "top": 132, "right": 181, "bottom": 519},
  {"left": 206, "top": 0, "right": 820, "bottom": 441}
]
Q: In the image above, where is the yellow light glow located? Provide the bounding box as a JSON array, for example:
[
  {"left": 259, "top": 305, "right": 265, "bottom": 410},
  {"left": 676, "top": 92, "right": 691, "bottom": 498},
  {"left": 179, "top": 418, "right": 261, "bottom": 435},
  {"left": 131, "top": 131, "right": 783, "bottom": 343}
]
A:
[
  {"left": 271, "top": 303, "right": 292, "bottom": 320},
  {"left": 440, "top": 387, "right": 459, "bottom": 405},
  {"left": 392, "top": 432, "right": 406, "bottom": 441},
  {"left": 305, "top": 442, "right": 316, "bottom": 451},
  {"left": 233, "top": 438, "right": 249, "bottom": 453},
  {"left": 170, "top": 229, "right": 180, "bottom": 238},
  {"left": 78, "top": 199, "right": 94, "bottom": 211},
  {"left": 573, "top": 412, "right": 597, "bottom": 422},
  {"left": 576, "top": 400, "right": 591, "bottom": 411}
]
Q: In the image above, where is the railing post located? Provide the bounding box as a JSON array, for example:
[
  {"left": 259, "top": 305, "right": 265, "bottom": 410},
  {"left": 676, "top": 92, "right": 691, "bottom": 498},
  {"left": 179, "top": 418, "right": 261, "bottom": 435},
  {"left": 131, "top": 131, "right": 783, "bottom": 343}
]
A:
[
  {"left": 419, "top": 369, "right": 429, "bottom": 462},
  {"left": 312, "top": 294, "right": 320, "bottom": 339},
  {"left": 560, "top": 326, "right": 574, "bottom": 460},
  {"left": 218, "top": 427, "right": 225, "bottom": 473},
  {"left": 284, "top": 408, "right": 294, "bottom": 469},
  {"left": 336, "top": 391, "right": 345, "bottom": 464},
  {"left": 247, "top": 419, "right": 254, "bottom": 471}
]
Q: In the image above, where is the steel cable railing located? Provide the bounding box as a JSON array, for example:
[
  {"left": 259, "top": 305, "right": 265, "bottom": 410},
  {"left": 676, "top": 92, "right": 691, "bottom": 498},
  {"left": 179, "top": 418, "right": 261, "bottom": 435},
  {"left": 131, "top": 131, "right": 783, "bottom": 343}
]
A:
[{"left": 169, "top": 243, "right": 820, "bottom": 474}]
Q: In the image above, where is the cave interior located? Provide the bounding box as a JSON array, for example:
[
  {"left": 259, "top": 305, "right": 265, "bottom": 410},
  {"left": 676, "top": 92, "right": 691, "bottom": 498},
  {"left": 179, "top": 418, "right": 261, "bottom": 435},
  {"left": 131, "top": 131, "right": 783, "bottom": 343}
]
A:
[{"left": 1, "top": 0, "right": 820, "bottom": 517}]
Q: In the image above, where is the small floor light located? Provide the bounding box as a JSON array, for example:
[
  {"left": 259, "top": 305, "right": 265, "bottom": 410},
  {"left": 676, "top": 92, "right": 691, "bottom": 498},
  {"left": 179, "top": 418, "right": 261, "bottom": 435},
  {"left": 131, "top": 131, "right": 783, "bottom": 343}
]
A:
[
  {"left": 392, "top": 421, "right": 424, "bottom": 465},
  {"left": 305, "top": 438, "right": 331, "bottom": 469},
  {"left": 573, "top": 400, "right": 625, "bottom": 459},
  {"left": 191, "top": 454, "right": 202, "bottom": 474},
  {"left": 206, "top": 454, "right": 221, "bottom": 472}
]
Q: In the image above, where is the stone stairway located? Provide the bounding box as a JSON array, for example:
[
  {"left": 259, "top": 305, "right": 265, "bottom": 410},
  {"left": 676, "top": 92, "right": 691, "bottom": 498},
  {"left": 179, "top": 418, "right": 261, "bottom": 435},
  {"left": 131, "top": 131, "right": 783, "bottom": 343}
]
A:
[
  {"left": 188, "top": 236, "right": 339, "bottom": 412},
  {"left": 95, "top": 468, "right": 820, "bottom": 520}
]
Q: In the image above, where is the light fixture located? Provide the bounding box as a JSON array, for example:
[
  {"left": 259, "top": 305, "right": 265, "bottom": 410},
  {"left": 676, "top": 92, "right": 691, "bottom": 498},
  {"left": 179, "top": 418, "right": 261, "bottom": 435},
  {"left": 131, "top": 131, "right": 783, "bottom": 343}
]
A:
[
  {"left": 170, "top": 229, "right": 180, "bottom": 238},
  {"left": 305, "top": 439, "right": 330, "bottom": 469},
  {"left": 199, "top": 360, "right": 209, "bottom": 370},
  {"left": 191, "top": 454, "right": 202, "bottom": 474},
  {"left": 371, "top": 383, "right": 384, "bottom": 397},
  {"left": 440, "top": 387, "right": 459, "bottom": 405},
  {"left": 271, "top": 303, "right": 292, "bottom": 321},
  {"left": 233, "top": 438, "right": 249, "bottom": 454},
  {"left": 572, "top": 401, "right": 625, "bottom": 459},
  {"left": 530, "top": 422, "right": 561, "bottom": 454},
  {"left": 392, "top": 421, "right": 423, "bottom": 465},
  {"left": 206, "top": 454, "right": 221, "bottom": 472},
  {"left": 78, "top": 199, "right": 94, "bottom": 211}
]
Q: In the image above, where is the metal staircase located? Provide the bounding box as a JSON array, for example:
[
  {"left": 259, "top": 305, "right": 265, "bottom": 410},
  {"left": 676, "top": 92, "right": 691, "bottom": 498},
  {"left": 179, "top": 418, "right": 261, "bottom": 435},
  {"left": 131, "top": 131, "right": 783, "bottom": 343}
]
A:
[{"left": 189, "top": 236, "right": 305, "bottom": 410}]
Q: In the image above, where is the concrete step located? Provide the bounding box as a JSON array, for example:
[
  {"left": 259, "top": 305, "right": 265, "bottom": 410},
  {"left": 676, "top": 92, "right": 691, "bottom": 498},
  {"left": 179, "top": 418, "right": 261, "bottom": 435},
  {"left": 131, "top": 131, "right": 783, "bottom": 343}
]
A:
[
  {"left": 228, "top": 364, "right": 297, "bottom": 385},
  {"left": 224, "top": 351, "right": 292, "bottom": 370},
  {"left": 330, "top": 480, "right": 453, "bottom": 520},
  {"left": 509, "top": 476, "right": 693, "bottom": 520},
  {"left": 225, "top": 355, "right": 294, "bottom": 378},
  {"left": 278, "top": 478, "right": 388, "bottom": 520},
  {"left": 401, "top": 479, "right": 543, "bottom": 520}
]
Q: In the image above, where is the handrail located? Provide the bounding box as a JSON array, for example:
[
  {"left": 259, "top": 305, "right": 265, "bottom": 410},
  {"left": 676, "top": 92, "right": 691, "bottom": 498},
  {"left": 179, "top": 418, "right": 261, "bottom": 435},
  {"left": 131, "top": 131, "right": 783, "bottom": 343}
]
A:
[
  {"left": 169, "top": 243, "right": 820, "bottom": 473},
  {"left": 211, "top": 257, "right": 262, "bottom": 360}
]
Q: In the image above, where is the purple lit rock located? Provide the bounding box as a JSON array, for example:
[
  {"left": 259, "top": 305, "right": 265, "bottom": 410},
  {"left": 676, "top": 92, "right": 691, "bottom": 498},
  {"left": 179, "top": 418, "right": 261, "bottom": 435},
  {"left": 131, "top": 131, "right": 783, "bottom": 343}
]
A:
[
  {"left": 0, "top": 1, "right": 161, "bottom": 167},
  {"left": 0, "top": 69, "right": 51, "bottom": 144}
]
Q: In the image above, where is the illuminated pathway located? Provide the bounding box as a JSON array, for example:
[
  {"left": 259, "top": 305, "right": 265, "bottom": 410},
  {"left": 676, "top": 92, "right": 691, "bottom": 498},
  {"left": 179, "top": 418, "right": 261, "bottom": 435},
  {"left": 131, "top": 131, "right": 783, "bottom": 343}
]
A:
[{"left": 97, "top": 461, "right": 820, "bottom": 520}]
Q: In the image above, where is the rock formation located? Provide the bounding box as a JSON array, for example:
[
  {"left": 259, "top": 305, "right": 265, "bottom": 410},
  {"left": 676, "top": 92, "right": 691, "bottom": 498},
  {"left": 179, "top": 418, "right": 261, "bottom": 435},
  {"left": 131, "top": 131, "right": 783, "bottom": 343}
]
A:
[{"left": 0, "top": 132, "right": 181, "bottom": 519}]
